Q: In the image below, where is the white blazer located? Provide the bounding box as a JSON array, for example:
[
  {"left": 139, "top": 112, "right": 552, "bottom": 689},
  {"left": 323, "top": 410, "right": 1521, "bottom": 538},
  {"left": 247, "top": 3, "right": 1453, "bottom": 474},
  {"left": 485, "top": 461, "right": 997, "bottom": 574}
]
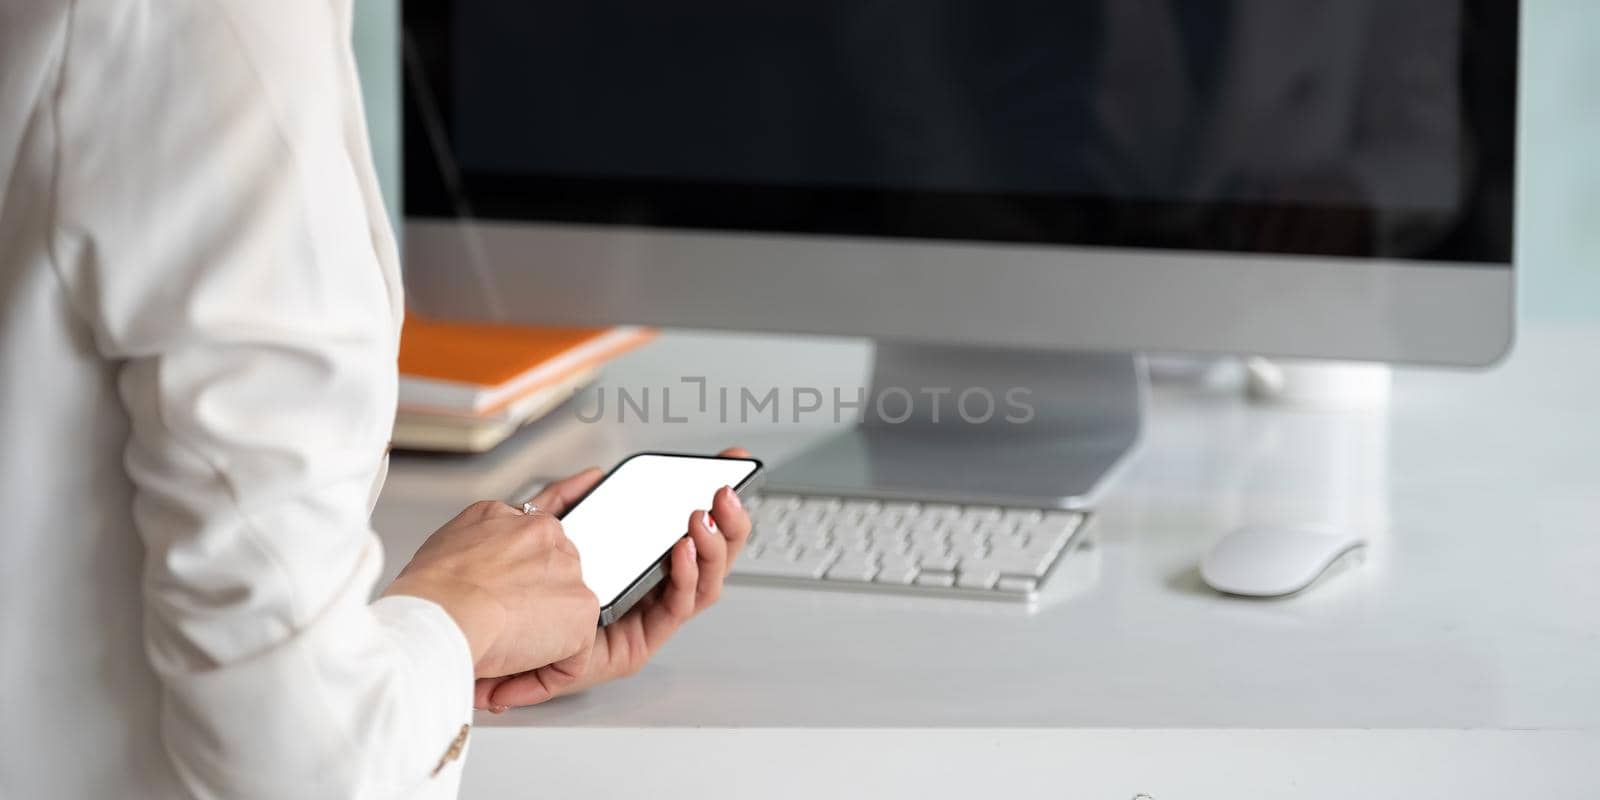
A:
[{"left": 0, "top": 2, "right": 474, "bottom": 798}]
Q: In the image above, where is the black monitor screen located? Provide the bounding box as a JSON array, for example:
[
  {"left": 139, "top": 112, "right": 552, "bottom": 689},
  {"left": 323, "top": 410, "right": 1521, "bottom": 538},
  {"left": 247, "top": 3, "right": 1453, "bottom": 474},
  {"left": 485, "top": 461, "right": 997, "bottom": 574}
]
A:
[{"left": 404, "top": 1, "right": 1517, "bottom": 264}]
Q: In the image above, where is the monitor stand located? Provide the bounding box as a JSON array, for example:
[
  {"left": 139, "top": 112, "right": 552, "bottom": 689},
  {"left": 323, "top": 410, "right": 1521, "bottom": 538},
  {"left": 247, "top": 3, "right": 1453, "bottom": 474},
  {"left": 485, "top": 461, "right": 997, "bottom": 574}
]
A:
[{"left": 765, "top": 344, "right": 1146, "bottom": 509}]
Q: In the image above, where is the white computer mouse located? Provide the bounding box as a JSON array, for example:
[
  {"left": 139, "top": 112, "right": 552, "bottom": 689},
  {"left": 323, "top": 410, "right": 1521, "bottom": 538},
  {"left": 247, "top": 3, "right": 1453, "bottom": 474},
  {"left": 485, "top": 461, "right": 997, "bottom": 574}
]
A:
[{"left": 1199, "top": 526, "right": 1367, "bottom": 597}]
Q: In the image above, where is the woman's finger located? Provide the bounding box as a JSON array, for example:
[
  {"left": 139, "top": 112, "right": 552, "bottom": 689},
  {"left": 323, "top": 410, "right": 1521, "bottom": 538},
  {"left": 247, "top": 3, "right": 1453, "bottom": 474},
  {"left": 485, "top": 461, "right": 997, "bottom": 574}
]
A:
[
  {"left": 474, "top": 677, "right": 509, "bottom": 712},
  {"left": 709, "top": 486, "right": 752, "bottom": 571},
  {"left": 484, "top": 670, "right": 554, "bottom": 710},
  {"left": 488, "top": 646, "right": 590, "bottom": 709},
  {"left": 444, "top": 499, "right": 527, "bottom": 526},
  {"left": 687, "top": 509, "right": 727, "bottom": 609},
  {"left": 662, "top": 532, "right": 699, "bottom": 621},
  {"left": 718, "top": 446, "right": 751, "bottom": 459},
  {"left": 526, "top": 467, "right": 604, "bottom": 516}
]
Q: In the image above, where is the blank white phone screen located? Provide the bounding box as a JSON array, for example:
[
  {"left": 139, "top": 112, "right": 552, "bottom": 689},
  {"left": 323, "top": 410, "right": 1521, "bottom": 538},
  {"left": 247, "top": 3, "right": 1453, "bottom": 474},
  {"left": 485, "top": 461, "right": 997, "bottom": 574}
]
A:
[{"left": 560, "top": 454, "right": 759, "bottom": 606}]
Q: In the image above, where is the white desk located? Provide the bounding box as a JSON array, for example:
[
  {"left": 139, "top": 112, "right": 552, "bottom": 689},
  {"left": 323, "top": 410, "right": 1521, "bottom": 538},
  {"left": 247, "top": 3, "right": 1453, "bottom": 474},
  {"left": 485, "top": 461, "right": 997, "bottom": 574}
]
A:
[{"left": 374, "top": 326, "right": 1600, "bottom": 799}]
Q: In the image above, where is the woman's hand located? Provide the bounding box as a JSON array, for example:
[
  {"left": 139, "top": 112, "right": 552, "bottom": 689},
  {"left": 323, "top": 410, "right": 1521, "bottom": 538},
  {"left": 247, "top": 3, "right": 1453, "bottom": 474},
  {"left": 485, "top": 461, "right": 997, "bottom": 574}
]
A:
[
  {"left": 384, "top": 496, "right": 600, "bottom": 684},
  {"left": 474, "top": 447, "right": 755, "bottom": 711}
]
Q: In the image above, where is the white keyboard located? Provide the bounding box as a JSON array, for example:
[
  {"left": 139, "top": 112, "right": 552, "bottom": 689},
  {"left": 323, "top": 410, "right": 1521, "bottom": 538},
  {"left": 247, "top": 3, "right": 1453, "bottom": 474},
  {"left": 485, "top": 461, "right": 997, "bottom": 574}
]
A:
[{"left": 730, "top": 494, "right": 1088, "bottom": 601}]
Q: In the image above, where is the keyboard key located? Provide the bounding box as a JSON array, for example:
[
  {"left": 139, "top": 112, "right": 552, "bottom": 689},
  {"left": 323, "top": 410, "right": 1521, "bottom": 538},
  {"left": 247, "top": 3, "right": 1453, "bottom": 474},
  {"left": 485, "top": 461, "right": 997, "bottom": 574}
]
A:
[
  {"left": 841, "top": 499, "right": 882, "bottom": 514},
  {"left": 1023, "top": 514, "right": 1084, "bottom": 552},
  {"left": 948, "top": 530, "right": 988, "bottom": 548},
  {"left": 795, "top": 531, "right": 831, "bottom": 549},
  {"left": 950, "top": 540, "right": 989, "bottom": 559},
  {"left": 826, "top": 556, "right": 880, "bottom": 582},
  {"left": 916, "top": 553, "right": 959, "bottom": 572},
  {"left": 875, "top": 557, "right": 920, "bottom": 585},
  {"left": 960, "top": 505, "right": 1003, "bottom": 523},
  {"left": 961, "top": 553, "right": 1053, "bottom": 578},
  {"left": 992, "top": 532, "right": 1029, "bottom": 551},
  {"left": 869, "top": 522, "right": 905, "bottom": 538},
  {"left": 793, "top": 510, "right": 829, "bottom": 527},
  {"left": 1022, "top": 534, "right": 1071, "bottom": 559},
  {"left": 974, "top": 520, "right": 1014, "bottom": 537},
  {"left": 1001, "top": 508, "right": 1044, "bottom": 527},
  {"left": 914, "top": 571, "right": 955, "bottom": 588},
  {"left": 879, "top": 537, "right": 911, "bottom": 555},
  {"left": 832, "top": 524, "right": 869, "bottom": 542},
  {"left": 752, "top": 509, "right": 789, "bottom": 528},
  {"left": 833, "top": 509, "right": 868, "bottom": 527},
  {"left": 737, "top": 548, "right": 839, "bottom": 579},
  {"left": 995, "top": 576, "right": 1038, "bottom": 594},
  {"left": 1013, "top": 552, "right": 1056, "bottom": 576},
  {"left": 762, "top": 495, "right": 802, "bottom": 511},
  {"left": 956, "top": 569, "right": 999, "bottom": 590}
]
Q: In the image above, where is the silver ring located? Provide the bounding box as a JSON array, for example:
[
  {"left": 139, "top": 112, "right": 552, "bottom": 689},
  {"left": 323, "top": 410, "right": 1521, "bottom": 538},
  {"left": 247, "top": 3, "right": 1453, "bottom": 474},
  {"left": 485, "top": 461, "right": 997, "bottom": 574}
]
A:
[{"left": 521, "top": 501, "right": 540, "bottom": 515}]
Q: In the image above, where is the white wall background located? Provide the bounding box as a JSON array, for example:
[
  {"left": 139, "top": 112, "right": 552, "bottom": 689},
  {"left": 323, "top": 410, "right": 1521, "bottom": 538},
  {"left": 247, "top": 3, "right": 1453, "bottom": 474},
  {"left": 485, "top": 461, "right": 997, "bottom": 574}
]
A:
[
  {"left": 352, "top": 0, "right": 1599, "bottom": 322},
  {"left": 1514, "top": 0, "right": 1600, "bottom": 321},
  {"left": 353, "top": 0, "right": 401, "bottom": 230}
]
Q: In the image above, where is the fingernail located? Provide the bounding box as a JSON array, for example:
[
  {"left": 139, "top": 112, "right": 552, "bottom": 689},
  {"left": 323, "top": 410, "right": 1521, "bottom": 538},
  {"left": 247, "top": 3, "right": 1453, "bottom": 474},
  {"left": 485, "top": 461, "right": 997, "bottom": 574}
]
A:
[
  {"left": 724, "top": 486, "right": 742, "bottom": 510},
  {"left": 490, "top": 704, "right": 507, "bottom": 714},
  {"left": 704, "top": 512, "right": 717, "bottom": 533},
  {"left": 687, "top": 536, "right": 697, "bottom": 560}
]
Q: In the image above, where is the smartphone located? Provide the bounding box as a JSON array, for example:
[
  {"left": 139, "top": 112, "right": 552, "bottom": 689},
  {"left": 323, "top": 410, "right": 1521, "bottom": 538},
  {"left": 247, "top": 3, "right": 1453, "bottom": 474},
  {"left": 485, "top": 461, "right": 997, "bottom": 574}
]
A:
[{"left": 556, "top": 452, "right": 764, "bottom": 626}]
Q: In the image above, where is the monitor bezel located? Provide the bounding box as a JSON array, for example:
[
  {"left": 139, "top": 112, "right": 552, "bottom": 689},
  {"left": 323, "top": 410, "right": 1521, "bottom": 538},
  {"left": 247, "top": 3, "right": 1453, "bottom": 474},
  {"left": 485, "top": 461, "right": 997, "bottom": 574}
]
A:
[{"left": 404, "top": 219, "right": 1513, "bottom": 366}]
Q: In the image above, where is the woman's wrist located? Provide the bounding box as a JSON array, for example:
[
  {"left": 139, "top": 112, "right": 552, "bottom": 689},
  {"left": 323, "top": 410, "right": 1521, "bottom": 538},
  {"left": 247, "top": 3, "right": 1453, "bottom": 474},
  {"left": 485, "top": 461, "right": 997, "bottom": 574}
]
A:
[{"left": 384, "top": 574, "right": 503, "bottom": 669}]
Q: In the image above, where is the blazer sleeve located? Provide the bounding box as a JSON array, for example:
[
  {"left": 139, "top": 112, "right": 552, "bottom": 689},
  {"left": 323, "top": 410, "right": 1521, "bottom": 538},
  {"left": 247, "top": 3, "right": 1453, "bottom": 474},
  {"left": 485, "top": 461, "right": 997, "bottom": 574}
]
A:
[{"left": 46, "top": 1, "right": 474, "bottom": 797}]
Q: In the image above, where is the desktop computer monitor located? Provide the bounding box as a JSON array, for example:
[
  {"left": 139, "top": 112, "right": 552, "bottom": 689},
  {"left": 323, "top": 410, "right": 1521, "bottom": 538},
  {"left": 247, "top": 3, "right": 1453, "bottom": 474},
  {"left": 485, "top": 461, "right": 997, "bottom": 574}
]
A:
[{"left": 400, "top": 1, "right": 1517, "bottom": 508}]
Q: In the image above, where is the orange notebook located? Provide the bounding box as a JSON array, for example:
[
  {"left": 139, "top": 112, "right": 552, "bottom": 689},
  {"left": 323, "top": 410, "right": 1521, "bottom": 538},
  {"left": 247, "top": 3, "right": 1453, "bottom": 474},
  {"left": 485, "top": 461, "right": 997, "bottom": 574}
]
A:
[{"left": 398, "top": 316, "right": 654, "bottom": 416}]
